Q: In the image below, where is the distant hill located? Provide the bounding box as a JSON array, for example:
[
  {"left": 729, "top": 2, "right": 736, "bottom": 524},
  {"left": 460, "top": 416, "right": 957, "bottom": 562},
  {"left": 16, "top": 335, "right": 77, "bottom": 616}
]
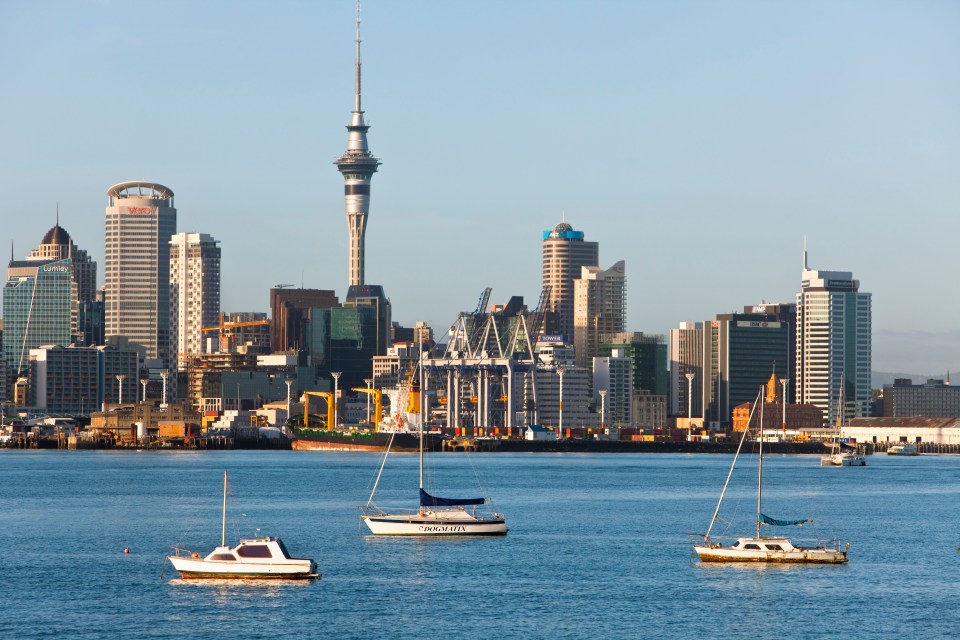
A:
[{"left": 872, "top": 372, "right": 952, "bottom": 388}]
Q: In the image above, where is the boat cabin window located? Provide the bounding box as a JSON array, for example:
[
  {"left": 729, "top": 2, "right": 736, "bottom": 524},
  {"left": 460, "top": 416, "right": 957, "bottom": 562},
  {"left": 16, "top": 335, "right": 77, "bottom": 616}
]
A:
[
  {"left": 211, "top": 553, "right": 237, "bottom": 561},
  {"left": 764, "top": 544, "right": 784, "bottom": 551},
  {"left": 743, "top": 544, "right": 761, "bottom": 550},
  {"left": 237, "top": 544, "right": 273, "bottom": 558}
]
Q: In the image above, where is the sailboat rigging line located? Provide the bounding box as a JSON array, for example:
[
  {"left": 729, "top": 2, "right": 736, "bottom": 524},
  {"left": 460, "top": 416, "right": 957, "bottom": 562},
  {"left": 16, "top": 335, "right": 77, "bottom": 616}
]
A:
[
  {"left": 366, "top": 431, "right": 396, "bottom": 508},
  {"left": 16, "top": 273, "right": 41, "bottom": 377},
  {"left": 756, "top": 385, "right": 764, "bottom": 539},
  {"left": 703, "top": 388, "right": 761, "bottom": 541}
]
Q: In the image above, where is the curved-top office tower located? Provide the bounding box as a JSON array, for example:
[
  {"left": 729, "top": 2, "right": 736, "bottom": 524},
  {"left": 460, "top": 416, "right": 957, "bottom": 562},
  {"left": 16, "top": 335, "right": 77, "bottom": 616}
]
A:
[
  {"left": 335, "top": 2, "right": 381, "bottom": 287},
  {"left": 542, "top": 222, "right": 599, "bottom": 341},
  {"left": 104, "top": 181, "right": 177, "bottom": 364}
]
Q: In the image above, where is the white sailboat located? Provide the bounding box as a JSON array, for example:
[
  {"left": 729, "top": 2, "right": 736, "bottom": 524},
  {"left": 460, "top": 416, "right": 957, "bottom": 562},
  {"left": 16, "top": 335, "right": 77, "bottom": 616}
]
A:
[
  {"left": 360, "top": 377, "right": 507, "bottom": 536},
  {"left": 167, "top": 471, "right": 319, "bottom": 579},
  {"left": 820, "top": 374, "right": 866, "bottom": 467},
  {"left": 693, "top": 388, "right": 849, "bottom": 564}
]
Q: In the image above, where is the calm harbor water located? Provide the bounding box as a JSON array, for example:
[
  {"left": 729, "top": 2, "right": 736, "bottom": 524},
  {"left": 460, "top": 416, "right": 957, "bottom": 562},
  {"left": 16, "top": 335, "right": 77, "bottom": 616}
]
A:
[{"left": 2, "top": 449, "right": 959, "bottom": 639}]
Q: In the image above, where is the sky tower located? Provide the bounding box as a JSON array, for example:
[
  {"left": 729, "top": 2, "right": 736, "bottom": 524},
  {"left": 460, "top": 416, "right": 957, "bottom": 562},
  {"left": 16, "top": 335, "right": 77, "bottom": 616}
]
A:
[{"left": 335, "top": 1, "right": 381, "bottom": 287}]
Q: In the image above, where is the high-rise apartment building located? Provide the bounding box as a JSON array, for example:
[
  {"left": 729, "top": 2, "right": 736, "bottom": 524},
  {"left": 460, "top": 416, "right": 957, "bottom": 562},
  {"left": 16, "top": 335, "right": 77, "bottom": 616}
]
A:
[
  {"left": 3, "top": 223, "right": 97, "bottom": 377},
  {"left": 573, "top": 261, "right": 626, "bottom": 368},
  {"left": 335, "top": 7, "right": 381, "bottom": 288},
  {"left": 542, "top": 222, "right": 599, "bottom": 341},
  {"left": 593, "top": 349, "right": 633, "bottom": 427},
  {"left": 170, "top": 232, "right": 221, "bottom": 370},
  {"left": 104, "top": 181, "right": 177, "bottom": 364},
  {"left": 670, "top": 322, "right": 703, "bottom": 417},
  {"left": 796, "top": 259, "right": 872, "bottom": 424}
]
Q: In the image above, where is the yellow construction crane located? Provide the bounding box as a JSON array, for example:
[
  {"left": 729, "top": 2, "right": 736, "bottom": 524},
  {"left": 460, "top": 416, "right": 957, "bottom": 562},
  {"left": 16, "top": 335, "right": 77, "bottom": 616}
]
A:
[
  {"left": 352, "top": 387, "right": 382, "bottom": 431},
  {"left": 201, "top": 312, "right": 271, "bottom": 351},
  {"left": 302, "top": 391, "right": 335, "bottom": 429},
  {"left": 202, "top": 311, "right": 270, "bottom": 333}
]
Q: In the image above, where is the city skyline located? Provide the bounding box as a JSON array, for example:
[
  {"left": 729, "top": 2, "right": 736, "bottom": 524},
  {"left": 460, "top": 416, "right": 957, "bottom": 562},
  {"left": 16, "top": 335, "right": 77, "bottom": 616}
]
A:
[{"left": 1, "top": 1, "right": 958, "bottom": 374}]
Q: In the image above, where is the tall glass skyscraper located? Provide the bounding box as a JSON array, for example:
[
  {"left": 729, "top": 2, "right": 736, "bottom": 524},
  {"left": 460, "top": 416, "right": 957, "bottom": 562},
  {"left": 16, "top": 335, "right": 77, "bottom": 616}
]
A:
[
  {"left": 3, "top": 258, "right": 77, "bottom": 377},
  {"left": 796, "top": 258, "right": 872, "bottom": 425},
  {"left": 104, "top": 181, "right": 177, "bottom": 364},
  {"left": 3, "top": 223, "right": 96, "bottom": 377}
]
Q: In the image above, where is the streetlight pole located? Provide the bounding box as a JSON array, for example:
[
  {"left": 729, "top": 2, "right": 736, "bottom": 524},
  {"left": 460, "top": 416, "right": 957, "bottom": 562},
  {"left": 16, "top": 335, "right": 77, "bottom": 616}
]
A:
[
  {"left": 685, "top": 372, "right": 695, "bottom": 441},
  {"left": 599, "top": 388, "right": 607, "bottom": 434},
  {"left": 331, "top": 372, "right": 342, "bottom": 429},
  {"left": 140, "top": 379, "right": 148, "bottom": 404},
  {"left": 557, "top": 367, "right": 565, "bottom": 440},
  {"left": 116, "top": 374, "right": 126, "bottom": 405},
  {"left": 285, "top": 378, "right": 294, "bottom": 426},
  {"left": 159, "top": 370, "right": 169, "bottom": 408},
  {"left": 364, "top": 377, "right": 373, "bottom": 425},
  {"left": 780, "top": 377, "right": 789, "bottom": 438}
]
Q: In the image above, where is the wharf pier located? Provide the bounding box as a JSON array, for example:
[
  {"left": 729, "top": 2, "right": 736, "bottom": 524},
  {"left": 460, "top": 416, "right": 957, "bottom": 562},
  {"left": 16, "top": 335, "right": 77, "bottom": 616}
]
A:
[{"left": 442, "top": 438, "right": 829, "bottom": 454}]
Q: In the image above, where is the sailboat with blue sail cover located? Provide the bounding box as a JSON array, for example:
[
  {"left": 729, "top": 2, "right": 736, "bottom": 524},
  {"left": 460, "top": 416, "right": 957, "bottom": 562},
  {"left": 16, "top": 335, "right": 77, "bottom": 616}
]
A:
[
  {"left": 693, "top": 387, "right": 848, "bottom": 564},
  {"left": 360, "top": 378, "right": 507, "bottom": 536}
]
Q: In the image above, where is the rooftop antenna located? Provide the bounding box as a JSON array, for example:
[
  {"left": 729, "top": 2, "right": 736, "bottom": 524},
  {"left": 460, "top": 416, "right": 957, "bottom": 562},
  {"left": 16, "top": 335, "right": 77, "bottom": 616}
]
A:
[
  {"left": 355, "top": 0, "right": 362, "bottom": 114},
  {"left": 56, "top": 201, "right": 60, "bottom": 227},
  {"left": 803, "top": 237, "right": 808, "bottom": 271}
]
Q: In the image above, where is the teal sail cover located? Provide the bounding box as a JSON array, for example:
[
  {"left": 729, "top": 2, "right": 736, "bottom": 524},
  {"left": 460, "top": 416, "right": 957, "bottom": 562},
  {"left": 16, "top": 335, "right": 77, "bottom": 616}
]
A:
[{"left": 759, "top": 513, "right": 810, "bottom": 527}]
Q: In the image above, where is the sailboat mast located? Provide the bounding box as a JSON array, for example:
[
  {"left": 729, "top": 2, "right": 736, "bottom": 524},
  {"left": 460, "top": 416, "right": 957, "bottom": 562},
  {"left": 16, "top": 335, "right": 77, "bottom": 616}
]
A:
[
  {"left": 418, "top": 344, "right": 424, "bottom": 493},
  {"left": 221, "top": 470, "right": 227, "bottom": 547},
  {"left": 756, "top": 386, "right": 764, "bottom": 539}
]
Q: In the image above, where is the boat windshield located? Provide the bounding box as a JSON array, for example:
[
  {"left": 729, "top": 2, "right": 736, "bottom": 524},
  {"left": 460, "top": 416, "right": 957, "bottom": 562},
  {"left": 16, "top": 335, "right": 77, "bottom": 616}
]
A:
[{"left": 274, "top": 538, "right": 292, "bottom": 559}]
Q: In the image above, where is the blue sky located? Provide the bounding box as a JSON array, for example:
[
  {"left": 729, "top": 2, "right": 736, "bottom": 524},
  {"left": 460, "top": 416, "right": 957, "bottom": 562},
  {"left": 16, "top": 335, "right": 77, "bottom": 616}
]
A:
[{"left": 1, "top": 1, "right": 958, "bottom": 374}]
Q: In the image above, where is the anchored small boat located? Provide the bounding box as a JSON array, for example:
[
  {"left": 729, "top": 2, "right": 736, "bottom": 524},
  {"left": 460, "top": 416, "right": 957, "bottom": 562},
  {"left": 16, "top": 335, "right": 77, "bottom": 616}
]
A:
[
  {"left": 820, "top": 374, "right": 865, "bottom": 467},
  {"left": 166, "top": 471, "right": 319, "bottom": 580},
  {"left": 820, "top": 443, "right": 866, "bottom": 467},
  {"left": 360, "top": 369, "right": 507, "bottom": 536},
  {"left": 887, "top": 443, "right": 918, "bottom": 456},
  {"left": 693, "top": 387, "right": 849, "bottom": 564}
]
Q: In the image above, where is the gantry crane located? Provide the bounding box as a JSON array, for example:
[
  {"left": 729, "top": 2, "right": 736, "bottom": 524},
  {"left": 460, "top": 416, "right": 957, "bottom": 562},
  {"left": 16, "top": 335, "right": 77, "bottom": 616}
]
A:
[
  {"left": 302, "top": 391, "right": 335, "bottom": 429},
  {"left": 352, "top": 387, "right": 383, "bottom": 430}
]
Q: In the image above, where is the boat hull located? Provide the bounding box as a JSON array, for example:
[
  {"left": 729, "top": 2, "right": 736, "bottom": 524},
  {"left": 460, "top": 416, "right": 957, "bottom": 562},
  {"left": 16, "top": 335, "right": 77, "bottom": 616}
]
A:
[
  {"left": 167, "top": 556, "right": 319, "bottom": 580},
  {"left": 361, "top": 510, "right": 507, "bottom": 536},
  {"left": 292, "top": 430, "right": 443, "bottom": 452},
  {"left": 694, "top": 547, "right": 847, "bottom": 563},
  {"left": 694, "top": 537, "right": 847, "bottom": 564}
]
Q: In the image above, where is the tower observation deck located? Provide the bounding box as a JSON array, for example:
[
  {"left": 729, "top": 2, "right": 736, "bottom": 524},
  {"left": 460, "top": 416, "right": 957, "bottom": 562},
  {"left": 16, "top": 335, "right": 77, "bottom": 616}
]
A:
[{"left": 335, "top": 1, "right": 381, "bottom": 288}]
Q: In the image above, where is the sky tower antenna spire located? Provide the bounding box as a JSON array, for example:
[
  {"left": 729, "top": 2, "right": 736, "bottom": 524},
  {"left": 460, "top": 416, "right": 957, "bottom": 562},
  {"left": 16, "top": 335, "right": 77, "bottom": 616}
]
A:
[{"left": 355, "top": 0, "right": 362, "bottom": 114}]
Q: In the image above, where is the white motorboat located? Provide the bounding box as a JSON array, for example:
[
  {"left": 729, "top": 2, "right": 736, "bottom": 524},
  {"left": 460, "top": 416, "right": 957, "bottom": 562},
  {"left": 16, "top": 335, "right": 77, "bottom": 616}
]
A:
[
  {"left": 887, "top": 443, "right": 918, "bottom": 456},
  {"left": 360, "top": 371, "right": 507, "bottom": 536},
  {"left": 820, "top": 452, "right": 866, "bottom": 467},
  {"left": 693, "top": 387, "right": 849, "bottom": 564},
  {"left": 167, "top": 471, "right": 319, "bottom": 580}
]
